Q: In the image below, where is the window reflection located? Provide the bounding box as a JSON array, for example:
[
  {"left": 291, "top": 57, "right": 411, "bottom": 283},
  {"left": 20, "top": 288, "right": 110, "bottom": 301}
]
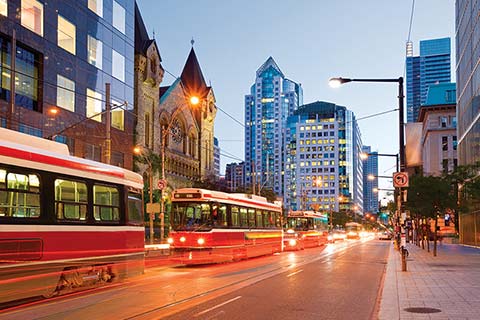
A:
[
  {"left": 21, "top": 0, "right": 43, "bottom": 36},
  {"left": 87, "top": 0, "right": 103, "bottom": 17},
  {"left": 112, "top": 1, "right": 125, "bottom": 34},
  {"left": 57, "top": 75, "right": 75, "bottom": 111},
  {"left": 112, "top": 49, "right": 125, "bottom": 81},
  {"left": 58, "top": 15, "right": 76, "bottom": 54},
  {"left": 86, "top": 88, "right": 102, "bottom": 122},
  {"left": 87, "top": 35, "right": 102, "bottom": 69}
]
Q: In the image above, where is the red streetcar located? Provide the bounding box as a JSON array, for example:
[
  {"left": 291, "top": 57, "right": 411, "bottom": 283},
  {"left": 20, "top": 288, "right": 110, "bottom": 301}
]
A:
[
  {"left": 168, "top": 188, "right": 283, "bottom": 264},
  {"left": 283, "top": 211, "right": 329, "bottom": 250},
  {"left": 0, "top": 128, "right": 145, "bottom": 304}
]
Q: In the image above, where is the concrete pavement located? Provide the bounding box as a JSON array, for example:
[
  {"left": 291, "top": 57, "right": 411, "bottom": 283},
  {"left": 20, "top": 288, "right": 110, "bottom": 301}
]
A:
[{"left": 378, "top": 241, "right": 480, "bottom": 319}]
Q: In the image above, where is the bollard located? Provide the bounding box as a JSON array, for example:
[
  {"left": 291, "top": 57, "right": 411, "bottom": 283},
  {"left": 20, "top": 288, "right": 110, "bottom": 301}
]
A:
[{"left": 401, "top": 246, "right": 407, "bottom": 272}]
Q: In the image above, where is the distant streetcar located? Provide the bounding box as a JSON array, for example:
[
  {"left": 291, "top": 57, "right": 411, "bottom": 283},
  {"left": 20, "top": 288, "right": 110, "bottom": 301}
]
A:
[
  {"left": 0, "top": 128, "right": 145, "bottom": 304},
  {"left": 168, "top": 188, "right": 283, "bottom": 264},
  {"left": 283, "top": 211, "right": 329, "bottom": 250}
]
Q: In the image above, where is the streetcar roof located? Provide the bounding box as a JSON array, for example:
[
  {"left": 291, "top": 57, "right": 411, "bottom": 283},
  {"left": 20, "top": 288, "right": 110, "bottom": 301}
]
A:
[
  {"left": 0, "top": 128, "right": 143, "bottom": 189},
  {"left": 172, "top": 188, "right": 282, "bottom": 211}
]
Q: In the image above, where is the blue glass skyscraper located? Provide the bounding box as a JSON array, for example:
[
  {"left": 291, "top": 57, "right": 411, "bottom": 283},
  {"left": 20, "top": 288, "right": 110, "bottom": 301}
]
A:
[
  {"left": 362, "top": 146, "right": 378, "bottom": 214},
  {"left": 245, "top": 57, "right": 302, "bottom": 196},
  {"left": 406, "top": 38, "right": 451, "bottom": 123}
]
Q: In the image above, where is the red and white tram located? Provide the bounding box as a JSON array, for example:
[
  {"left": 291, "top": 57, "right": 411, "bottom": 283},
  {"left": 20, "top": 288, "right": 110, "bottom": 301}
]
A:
[
  {"left": 168, "top": 188, "right": 283, "bottom": 265},
  {"left": 0, "top": 128, "right": 145, "bottom": 304},
  {"left": 283, "top": 211, "right": 329, "bottom": 250}
]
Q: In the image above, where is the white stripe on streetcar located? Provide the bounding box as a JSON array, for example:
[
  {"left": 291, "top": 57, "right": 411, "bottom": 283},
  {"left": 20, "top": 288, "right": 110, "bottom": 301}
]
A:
[
  {"left": 287, "top": 269, "right": 303, "bottom": 277},
  {"left": 194, "top": 296, "right": 242, "bottom": 317}
]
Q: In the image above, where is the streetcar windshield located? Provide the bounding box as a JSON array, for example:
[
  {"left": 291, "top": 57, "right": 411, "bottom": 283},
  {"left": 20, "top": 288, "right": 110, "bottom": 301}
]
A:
[
  {"left": 286, "top": 217, "right": 313, "bottom": 231},
  {"left": 172, "top": 202, "right": 213, "bottom": 231}
]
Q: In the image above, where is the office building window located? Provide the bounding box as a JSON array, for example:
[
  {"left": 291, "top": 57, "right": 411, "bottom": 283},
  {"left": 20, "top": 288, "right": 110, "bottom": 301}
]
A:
[
  {"left": 86, "top": 89, "right": 102, "bottom": 122},
  {"left": 57, "top": 75, "right": 75, "bottom": 111},
  {"left": 112, "top": 50, "right": 125, "bottom": 81},
  {"left": 1, "top": 42, "right": 40, "bottom": 111},
  {"left": 112, "top": 1, "right": 125, "bottom": 34},
  {"left": 87, "top": 35, "right": 102, "bottom": 69},
  {"left": 442, "top": 136, "right": 448, "bottom": 151},
  {"left": 0, "top": 0, "right": 7, "bottom": 16},
  {"left": 88, "top": 0, "right": 103, "bottom": 17},
  {"left": 58, "top": 15, "right": 76, "bottom": 54},
  {"left": 442, "top": 159, "right": 449, "bottom": 173},
  {"left": 440, "top": 116, "right": 448, "bottom": 128},
  {"left": 21, "top": 0, "right": 43, "bottom": 36},
  {"left": 453, "top": 135, "right": 457, "bottom": 150},
  {"left": 111, "top": 100, "right": 124, "bottom": 131}
]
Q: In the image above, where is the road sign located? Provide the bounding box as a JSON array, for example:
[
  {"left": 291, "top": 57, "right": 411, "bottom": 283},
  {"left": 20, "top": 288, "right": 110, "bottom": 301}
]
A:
[
  {"left": 146, "top": 203, "right": 160, "bottom": 214},
  {"left": 393, "top": 172, "right": 409, "bottom": 187},
  {"left": 157, "top": 179, "right": 167, "bottom": 190}
]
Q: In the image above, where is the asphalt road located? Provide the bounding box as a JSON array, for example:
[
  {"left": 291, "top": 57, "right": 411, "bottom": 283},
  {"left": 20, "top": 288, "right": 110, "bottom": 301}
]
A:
[
  {"left": 0, "top": 238, "right": 389, "bottom": 320},
  {"left": 162, "top": 239, "right": 389, "bottom": 320}
]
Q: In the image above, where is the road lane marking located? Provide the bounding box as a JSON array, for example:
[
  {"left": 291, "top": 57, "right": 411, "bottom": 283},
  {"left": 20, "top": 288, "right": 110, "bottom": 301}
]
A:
[
  {"left": 194, "top": 296, "right": 242, "bottom": 317},
  {"left": 286, "top": 269, "right": 303, "bottom": 277}
]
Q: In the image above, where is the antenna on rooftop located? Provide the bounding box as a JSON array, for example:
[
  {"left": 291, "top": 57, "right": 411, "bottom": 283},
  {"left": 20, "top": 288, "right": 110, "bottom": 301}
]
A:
[{"left": 191, "top": 37, "right": 195, "bottom": 47}]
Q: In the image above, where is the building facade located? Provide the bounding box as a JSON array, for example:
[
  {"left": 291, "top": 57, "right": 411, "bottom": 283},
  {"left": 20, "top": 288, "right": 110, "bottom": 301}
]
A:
[
  {"left": 456, "top": 0, "right": 480, "bottom": 239},
  {"left": 158, "top": 47, "right": 217, "bottom": 190},
  {"left": 406, "top": 37, "right": 451, "bottom": 123},
  {"left": 418, "top": 83, "right": 457, "bottom": 176},
  {"left": 362, "top": 146, "right": 379, "bottom": 214},
  {"left": 225, "top": 161, "right": 245, "bottom": 192},
  {"left": 0, "top": 0, "right": 136, "bottom": 168},
  {"left": 244, "top": 57, "right": 302, "bottom": 196},
  {"left": 284, "top": 101, "right": 363, "bottom": 214}
]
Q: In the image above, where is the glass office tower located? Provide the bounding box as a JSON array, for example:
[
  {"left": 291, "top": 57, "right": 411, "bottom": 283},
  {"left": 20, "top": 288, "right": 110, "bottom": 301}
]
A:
[
  {"left": 362, "top": 146, "right": 378, "bottom": 214},
  {"left": 245, "top": 57, "right": 302, "bottom": 196},
  {"left": 284, "top": 101, "right": 363, "bottom": 213},
  {"left": 406, "top": 37, "right": 451, "bottom": 122}
]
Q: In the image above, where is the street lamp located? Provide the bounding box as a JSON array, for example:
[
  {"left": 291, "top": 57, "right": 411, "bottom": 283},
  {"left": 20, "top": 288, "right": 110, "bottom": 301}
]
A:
[{"left": 330, "top": 76, "right": 405, "bottom": 249}]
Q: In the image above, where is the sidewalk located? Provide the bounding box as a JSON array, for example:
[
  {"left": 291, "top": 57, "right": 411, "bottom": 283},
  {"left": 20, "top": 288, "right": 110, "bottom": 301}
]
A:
[{"left": 378, "top": 242, "right": 480, "bottom": 319}]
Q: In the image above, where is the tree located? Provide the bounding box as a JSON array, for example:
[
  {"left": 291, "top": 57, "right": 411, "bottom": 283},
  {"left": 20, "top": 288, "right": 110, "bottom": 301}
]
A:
[{"left": 405, "top": 174, "right": 456, "bottom": 256}]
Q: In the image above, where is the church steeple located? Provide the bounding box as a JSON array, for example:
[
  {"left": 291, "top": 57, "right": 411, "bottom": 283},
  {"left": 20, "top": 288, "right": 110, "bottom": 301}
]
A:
[{"left": 180, "top": 47, "right": 209, "bottom": 99}]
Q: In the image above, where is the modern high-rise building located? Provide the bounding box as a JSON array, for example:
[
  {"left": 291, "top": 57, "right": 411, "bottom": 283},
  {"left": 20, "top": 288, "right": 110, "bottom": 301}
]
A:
[
  {"left": 456, "top": 1, "right": 480, "bottom": 247},
  {"left": 225, "top": 162, "right": 245, "bottom": 192},
  {"left": 213, "top": 137, "right": 220, "bottom": 179},
  {"left": 0, "top": 0, "right": 137, "bottom": 169},
  {"left": 245, "top": 57, "right": 302, "bottom": 196},
  {"left": 406, "top": 37, "right": 451, "bottom": 123},
  {"left": 362, "top": 146, "right": 378, "bottom": 214},
  {"left": 284, "top": 101, "right": 363, "bottom": 214}
]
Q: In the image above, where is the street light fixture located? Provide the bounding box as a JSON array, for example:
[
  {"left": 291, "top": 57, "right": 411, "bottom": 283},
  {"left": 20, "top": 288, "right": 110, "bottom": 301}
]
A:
[{"left": 330, "top": 76, "right": 405, "bottom": 249}]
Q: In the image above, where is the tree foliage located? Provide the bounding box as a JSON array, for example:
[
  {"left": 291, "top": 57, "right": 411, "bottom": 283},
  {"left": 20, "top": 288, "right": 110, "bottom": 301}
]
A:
[{"left": 404, "top": 174, "right": 456, "bottom": 218}]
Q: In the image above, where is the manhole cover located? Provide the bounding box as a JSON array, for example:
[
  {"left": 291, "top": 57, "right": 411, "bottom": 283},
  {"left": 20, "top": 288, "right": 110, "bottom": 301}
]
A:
[{"left": 404, "top": 307, "right": 442, "bottom": 314}]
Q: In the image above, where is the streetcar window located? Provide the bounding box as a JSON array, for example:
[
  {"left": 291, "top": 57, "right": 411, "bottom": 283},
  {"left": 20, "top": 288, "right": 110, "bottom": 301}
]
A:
[
  {"left": 231, "top": 206, "right": 240, "bottom": 227},
  {"left": 256, "top": 210, "right": 263, "bottom": 228},
  {"left": 248, "top": 208, "right": 255, "bottom": 228},
  {"left": 127, "top": 191, "right": 143, "bottom": 225},
  {"left": 0, "top": 171, "right": 41, "bottom": 218},
  {"left": 275, "top": 213, "right": 282, "bottom": 227},
  {"left": 55, "top": 179, "right": 87, "bottom": 220},
  {"left": 263, "top": 211, "right": 272, "bottom": 228},
  {"left": 239, "top": 207, "right": 248, "bottom": 227},
  {"left": 212, "top": 204, "right": 227, "bottom": 227},
  {"left": 94, "top": 185, "right": 120, "bottom": 221}
]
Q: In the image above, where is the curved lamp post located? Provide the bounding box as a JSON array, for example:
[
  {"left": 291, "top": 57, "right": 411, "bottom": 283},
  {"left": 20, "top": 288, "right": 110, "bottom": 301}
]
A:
[{"left": 330, "top": 76, "right": 405, "bottom": 249}]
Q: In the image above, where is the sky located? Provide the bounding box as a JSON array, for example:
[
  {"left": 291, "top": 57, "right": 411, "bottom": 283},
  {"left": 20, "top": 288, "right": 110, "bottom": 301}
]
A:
[{"left": 137, "top": 0, "right": 455, "bottom": 195}]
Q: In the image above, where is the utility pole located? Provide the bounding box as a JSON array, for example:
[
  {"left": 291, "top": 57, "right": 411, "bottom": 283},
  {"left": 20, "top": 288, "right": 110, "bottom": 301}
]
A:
[{"left": 104, "top": 83, "right": 111, "bottom": 164}]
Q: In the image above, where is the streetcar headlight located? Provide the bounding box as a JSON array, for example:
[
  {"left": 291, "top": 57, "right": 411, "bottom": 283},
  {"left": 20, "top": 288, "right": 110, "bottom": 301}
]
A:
[
  {"left": 167, "top": 237, "right": 174, "bottom": 244},
  {"left": 197, "top": 238, "right": 205, "bottom": 245},
  {"left": 180, "top": 236, "right": 186, "bottom": 243},
  {"left": 289, "top": 239, "right": 297, "bottom": 246}
]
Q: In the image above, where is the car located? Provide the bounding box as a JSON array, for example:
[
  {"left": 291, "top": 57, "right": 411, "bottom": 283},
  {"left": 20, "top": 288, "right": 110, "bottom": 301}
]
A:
[
  {"left": 328, "top": 230, "right": 346, "bottom": 243},
  {"left": 378, "top": 231, "right": 393, "bottom": 240}
]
